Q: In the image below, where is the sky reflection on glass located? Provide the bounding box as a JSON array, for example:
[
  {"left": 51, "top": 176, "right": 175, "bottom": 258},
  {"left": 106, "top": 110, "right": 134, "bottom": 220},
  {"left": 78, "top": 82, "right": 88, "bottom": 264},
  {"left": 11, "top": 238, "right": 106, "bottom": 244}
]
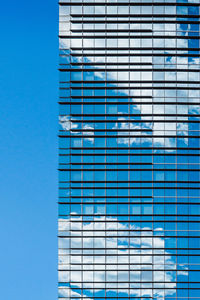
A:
[{"left": 59, "top": 1, "right": 200, "bottom": 299}]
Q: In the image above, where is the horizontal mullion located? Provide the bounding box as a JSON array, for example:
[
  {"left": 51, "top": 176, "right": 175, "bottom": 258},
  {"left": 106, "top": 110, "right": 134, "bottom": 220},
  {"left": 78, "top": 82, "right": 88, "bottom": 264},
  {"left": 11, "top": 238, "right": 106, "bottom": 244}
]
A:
[
  {"left": 57, "top": 283, "right": 200, "bottom": 287},
  {"left": 57, "top": 217, "right": 199, "bottom": 223},
  {"left": 60, "top": 253, "right": 199, "bottom": 256},
  {"left": 68, "top": 62, "right": 153, "bottom": 66},
  {"left": 71, "top": 29, "right": 153, "bottom": 33},
  {"left": 59, "top": 2, "right": 200, "bottom": 6},
  {"left": 69, "top": 53, "right": 200, "bottom": 57},
  {"left": 59, "top": 135, "right": 200, "bottom": 139},
  {"left": 60, "top": 263, "right": 180, "bottom": 265},
  {"left": 62, "top": 153, "right": 200, "bottom": 156},
  {"left": 58, "top": 247, "right": 200, "bottom": 250},
  {"left": 58, "top": 268, "right": 200, "bottom": 273},
  {"left": 60, "top": 34, "right": 200, "bottom": 39},
  {"left": 60, "top": 197, "right": 152, "bottom": 200},
  {"left": 61, "top": 187, "right": 199, "bottom": 190},
  {"left": 70, "top": 162, "right": 153, "bottom": 165},
  {"left": 69, "top": 180, "right": 200, "bottom": 183},
  {"left": 62, "top": 262, "right": 194, "bottom": 265},
  {"left": 59, "top": 236, "right": 199, "bottom": 239},
  {"left": 71, "top": 20, "right": 200, "bottom": 24},
  {"left": 69, "top": 80, "right": 200, "bottom": 85},
  {"left": 59, "top": 119, "right": 200, "bottom": 124},
  {"left": 70, "top": 113, "right": 200, "bottom": 117},
  {"left": 70, "top": 14, "right": 200, "bottom": 18},
  {"left": 70, "top": 129, "right": 153, "bottom": 133},
  {"left": 59, "top": 102, "right": 200, "bottom": 105},
  {"left": 68, "top": 146, "right": 200, "bottom": 149},
  {"left": 69, "top": 131, "right": 198, "bottom": 135},
  {"left": 70, "top": 96, "right": 152, "bottom": 98},
  {"left": 59, "top": 202, "right": 199, "bottom": 205},
  {"left": 68, "top": 86, "right": 200, "bottom": 90},
  {"left": 60, "top": 195, "right": 189, "bottom": 198},
  {"left": 60, "top": 68, "right": 200, "bottom": 72},
  {"left": 68, "top": 47, "right": 200, "bottom": 51},
  {"left": 67, "top": 82, "right": 200, "bottom": 85},
  {"left": 59, "top": 168, "right": 199, "bottom": 171},
  {"left": 66, "top": 130, "right": 198, "bottom": 133}
]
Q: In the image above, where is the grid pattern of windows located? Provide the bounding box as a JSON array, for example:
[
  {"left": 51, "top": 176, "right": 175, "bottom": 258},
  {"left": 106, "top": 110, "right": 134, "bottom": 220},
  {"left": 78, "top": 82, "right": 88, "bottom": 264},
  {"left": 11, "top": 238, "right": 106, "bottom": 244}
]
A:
[{"left": 58, "top": 1, "right": 200, "bottom": 299}]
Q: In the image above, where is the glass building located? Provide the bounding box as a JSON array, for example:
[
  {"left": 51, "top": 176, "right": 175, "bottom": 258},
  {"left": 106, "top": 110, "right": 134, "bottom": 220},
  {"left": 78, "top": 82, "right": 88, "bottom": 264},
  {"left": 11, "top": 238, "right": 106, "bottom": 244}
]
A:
[{"left": 58, "top": 0, "right": 200, "bottom": 299}]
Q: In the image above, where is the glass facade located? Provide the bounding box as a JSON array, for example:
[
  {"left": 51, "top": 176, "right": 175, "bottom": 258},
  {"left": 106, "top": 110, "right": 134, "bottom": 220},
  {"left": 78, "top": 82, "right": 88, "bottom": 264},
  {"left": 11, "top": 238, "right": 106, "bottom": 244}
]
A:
[{"left": 58, "top": 0, "right": 200, "bottom": 299}]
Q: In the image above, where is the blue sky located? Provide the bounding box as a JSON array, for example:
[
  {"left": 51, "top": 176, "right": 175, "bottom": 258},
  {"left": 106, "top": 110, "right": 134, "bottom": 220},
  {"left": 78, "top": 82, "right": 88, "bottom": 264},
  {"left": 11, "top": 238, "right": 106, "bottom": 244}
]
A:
[{"left": 0, "top": 0, "right": 58, "bottom": 299}]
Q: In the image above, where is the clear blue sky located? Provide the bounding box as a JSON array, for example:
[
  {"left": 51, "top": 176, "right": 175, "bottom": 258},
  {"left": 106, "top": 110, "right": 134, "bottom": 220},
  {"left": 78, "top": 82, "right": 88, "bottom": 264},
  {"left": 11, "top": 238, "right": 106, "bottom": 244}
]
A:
[{"left": 0, "top": 0, "right": 58, "bottom": 299}]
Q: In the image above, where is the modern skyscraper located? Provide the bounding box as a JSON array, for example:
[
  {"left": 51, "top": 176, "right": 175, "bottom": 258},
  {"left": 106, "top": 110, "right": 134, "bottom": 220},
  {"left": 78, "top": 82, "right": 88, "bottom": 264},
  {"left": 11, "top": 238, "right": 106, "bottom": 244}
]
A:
[{"left": 58, "top": 1, "right": 200, "bottom": 299}]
